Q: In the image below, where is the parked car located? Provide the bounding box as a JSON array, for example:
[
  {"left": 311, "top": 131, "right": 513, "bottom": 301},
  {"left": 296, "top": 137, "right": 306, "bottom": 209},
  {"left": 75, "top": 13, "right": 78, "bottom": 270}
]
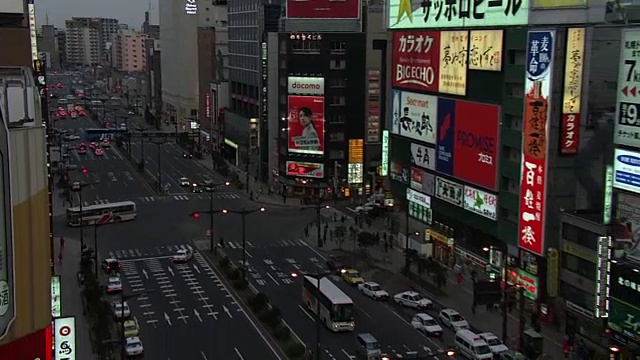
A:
[
  {"left": 124, "top": 336, "right": 144, "bottom": 357},
  {"left": 111, "top": 301, "right": 131, "bottom": 320},
  {"left": 411, "top": 313, "right": 443, "bottom": 337},
  {"left": 393, "top": 291, "right": 433, "bottom": 309},
  {"left": 101, "top": 258, "right": 122, "bottom": 273},
  {"left": 357, "top": 282, "right": 389, "bottom": 301},
  {"left": 438, "top": 308, "right": 469, "bottom": 331},
  {"left": 106, "top": 276, "right": 123, "bottom": 294},
  {"left": 123, "top": 317, "right": 140, "bottom": 338}
]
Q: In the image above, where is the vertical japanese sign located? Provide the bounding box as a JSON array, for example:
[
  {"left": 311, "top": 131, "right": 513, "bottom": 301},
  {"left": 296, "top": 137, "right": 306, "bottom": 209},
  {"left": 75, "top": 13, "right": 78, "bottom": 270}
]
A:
[
  {"left": 518, "top": 31, "right": 555, "bottom": 257},
  {"left": 560, "top": 28, "right": 585, "bottom": 155},
  {"left": 439, "top": 31, "right": 468, "bottom": 96},
  {"left": 595, "top": 236, "right": 612, "bottom": 318},
  {"left": 468, "top": 30, "right": 504, "bottom": 71},
  {"left": 367, "top": 69, "right": 381, "bottom": 143},
  {"left": 381, "top": 130, "right": 389, "bottom": 176},
  {"left": 614, "top": 29, "right": 640, "bottom": 147},
  {"left": 54, "top": 317, "right": 76, "bottom": 360}
]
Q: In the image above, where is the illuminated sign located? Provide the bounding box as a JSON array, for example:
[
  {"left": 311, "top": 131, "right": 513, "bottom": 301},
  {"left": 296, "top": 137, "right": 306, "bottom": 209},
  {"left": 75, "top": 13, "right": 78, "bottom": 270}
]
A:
[
  {"left": 406, "top": 187, "right": 431, "bottom": 208},
  {"left": 469, "top": 30, "right": 503, "bottom": 72},
  {"left": 286, "top": 161, "right": 324, "bottom": 178},
  {"left": 367, "top": 69, "right": 381, "bottom": 143},
  {"left": 604, "top": 165, "right": 613, "bottom": 225},
  {"left": 518, "top": 269, "right": 539, "bottom": 300},
  {"left": 410, "top": 143, "right": 435, "bottom": 171},
  {"left": 439, "top": 31, "right": 469, "bottom": 96},
  {"left": 532, "top": 0, "right": 587, "bottom": 7},
  {"left": 560, "top": 28, "right": 585, "bottom": 155},
  {"left": 595, "top": 236, "right": 612, "bottom": 318},
  {"left": 28, "top": 2, "right": 38, "bottom": 62},
  {"left": 391, "top": 31, "right": 440, "bottom": 93},
  {"left": 185, "top": 0, "right": 197, "bottom": 14},
  {"left": 348, "top": 163, "right": 364, "bottom": 184},
  {"left": 51, "top": 275, "right": 61, "bottom": 318},
  {"left": 391, "top": 90, "right": 438, "bottom": 145},
  {"left": 287, "top": 77, "right": 325, "bottom": 96},
  {"left": 348, "top": 139, "right": 364, "bottom": 163},
  {"left": 205, "top": 93, "right": 211, "bottom": 120},
  {"left": 388, "top": 0, "right": 529, "bottom": 29},
  {"left": 54, "top": 317, "right": 76, "bottom": 360},
  {"left": 518, "top": 31, "right": 555, "bottom": 256},
  {"left": 614, "top": 29, "right": 640, "bottom": 147},
  {"left": 463, "top": 185, "right": 497, "bottom": 221},
  {"left": 613, "top": 148, "right": 640, "bottom": 194},
  {"left": 381, "top": 130, "right": 389, "bottom": 176},
  {"left": 435, "top": 176, "right": 463, "bottom": 207},
  {"left": 411, "top": 167, "right": 435, "bottom": 196},
  {"left": 546, "top": 248, "right": 559, "bottom": 298},
  {"left": 407, "top": 188, "right": 432, "bottom": 224}
]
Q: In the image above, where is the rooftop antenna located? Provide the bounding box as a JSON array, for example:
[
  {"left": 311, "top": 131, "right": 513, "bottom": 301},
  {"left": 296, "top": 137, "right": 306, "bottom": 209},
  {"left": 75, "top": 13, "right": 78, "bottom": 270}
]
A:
[{"left": 45, "top": 12, "right": 49, "bottom": 25}]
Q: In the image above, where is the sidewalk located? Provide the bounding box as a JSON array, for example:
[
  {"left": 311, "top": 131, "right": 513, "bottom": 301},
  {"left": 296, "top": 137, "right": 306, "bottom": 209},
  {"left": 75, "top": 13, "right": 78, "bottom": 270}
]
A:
[
  {"left": 54, "top": 238, "right": 96, "bottom": 360},
  {"left": 307, "top": 213, "right": 565, "bottom": 359}
]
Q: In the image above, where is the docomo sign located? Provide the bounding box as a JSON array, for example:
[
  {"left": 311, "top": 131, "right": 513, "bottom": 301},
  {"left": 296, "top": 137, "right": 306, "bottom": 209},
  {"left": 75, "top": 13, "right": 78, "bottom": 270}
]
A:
[
  {"left": 392, "top": 31, "right": 440, "bottom": 93},
  {"left": 288, "top": 77, "right": 324, "bottom": 95},
  {"left": 406, "top": 188, "right": 430, "bottom": 208}
]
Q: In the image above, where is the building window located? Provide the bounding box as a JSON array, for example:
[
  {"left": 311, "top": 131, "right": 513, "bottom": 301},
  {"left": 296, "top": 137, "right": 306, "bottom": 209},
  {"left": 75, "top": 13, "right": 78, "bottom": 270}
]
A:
[
  {"left": 562, "top": 223, "right": 600, "bottom": 251},
  {"left": 330, "top": 59, "right": 346, "bottom": 70},
  {"left": 291, "top": 40, "right": 320, "bottom": 54},
  {"left": 329, "top": 150, "right": 345, "bottom": 159},
  {"left": 280, "top": 59, "right": 287, "bottom": 69},
  {"left": 329, "top": 132, "right": 345, "bottom": 142},
  {"left": 280, "top": 41, "right": 287, "bottom": 55},
  {"left": 499, "top": 207, "right": 517, "bottom": 223},
  {"left": 561, "top": 252, "right": 596, "bottom": 281},
  {"left": 280, "top": 95, "right": 287, "bottom": 104},
  {"left": 280, "top": 76, "right": 287, "bottom": 87},
  {"left": 330, "top": 41, "right": 347, "bottom": 54},
  {"left": 329, "top": 96, "right": 346, "bottom": 106},
  {"left": 328, "top": 113, "right": 345, "bottom": 124},
  {"left": 559, "top": 281, "right": 595, "bottom": 311},
  {"left": 329, "top": 78, "right": 346, "bottom": 88}
]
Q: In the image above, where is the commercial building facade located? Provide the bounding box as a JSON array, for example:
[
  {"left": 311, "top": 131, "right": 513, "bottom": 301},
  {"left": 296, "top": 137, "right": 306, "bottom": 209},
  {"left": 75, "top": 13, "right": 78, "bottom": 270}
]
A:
[{"left": 112, "top": 29, "right": 148, "bottom": 73}]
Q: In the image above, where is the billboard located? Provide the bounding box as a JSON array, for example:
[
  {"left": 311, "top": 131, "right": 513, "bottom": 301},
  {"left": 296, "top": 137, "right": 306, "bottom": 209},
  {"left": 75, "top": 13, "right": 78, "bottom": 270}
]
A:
[
  {"left": 435, "top": 176, "right": 463, "bottom": 207},
  {"left": 286, "top": 161, "right": 324, "bottom": 178},
  {"left": 407, "top": 188, "right": 432, "bottom": 224},
  {"left": 612, "top": 192, "right": 640, "bottom": 263},
  {"left": 348, "top": 163, "right": 363, "bottom": 183},
  {"left": 52, "top": 275, "right": 61, "bottom": 317},
  {"left": 463, "top": 185, "right": 498, "bottom": 221},
  {"left": 609, "top": 299, "right": 640, "bottom": 343},
  {"left": 560, "top": 28, "right": 585, "bottom": 155},
  {"left": 613, "top": 148, "right": 640, "bottom": 194},
  {"left": 518, "top": 31, "right": 555, "bottom": 257},
  {"left": 392, "top": 31, "right": 440, "bottom": 93},
  {"left": 435, "top": 98, "right": 500, "bottom": 190},
  {"left": 469, "top": 30, "right": 503, "bottom": 72},
  {"left": 614, "top": 29, "right": 640, "bottom": 147},
  {"left": 390, "top": 161, "right": 409, "bottom": 184},
  {"left": 532, "top": 0, "right": 587, "bottom": 7},
  {"left": 388, "top": 0, "right": 529, "bottom": 30},
  {"left": 391, "top": 90, "right": 438, "bottom": 145},
  {"left": 410, "top": 143, "right": 436, "bottom": 171},
  {"left": 54, "top": 317, "right": 76, "bottom": 360},
  {"left": 381, "top": 130, "right": 389, "bottom": 176},
  {"left": 595, "top": 236, "right": 612, "bottom": 318},
  {"left": 410, "top": 167, "right": 435, "bottom": 196},
  {"left": 367, "top": 69, "right": 382, "bottom": 143},
  {"left": 287, "top": 96, "right": 325, "bottom": 155},
  {"left": 288, "top": 77, "right": 325, "bottom": 96},
  {"left": 286, "top": 0, "right": 360, "bottom": 19},
  {"left": 439, "top": 31, "right": 469, "bottom": 96},
  {"left": 0, "top": 0, "right": 23, "bottom": 13}
]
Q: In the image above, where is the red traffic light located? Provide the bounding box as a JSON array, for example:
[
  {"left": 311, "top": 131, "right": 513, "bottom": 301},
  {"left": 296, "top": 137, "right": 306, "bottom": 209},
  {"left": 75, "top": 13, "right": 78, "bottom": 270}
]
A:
[
  {"left": 192, "top": 212, "right": 200, "bottom": 218},
  {"left": 81, "top": 168, "right": 88, "bottom": 174}
]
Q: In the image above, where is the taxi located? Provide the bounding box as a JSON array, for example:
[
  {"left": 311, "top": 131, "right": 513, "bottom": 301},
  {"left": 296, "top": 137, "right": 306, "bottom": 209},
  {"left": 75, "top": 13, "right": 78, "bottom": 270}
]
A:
[
  {"left": 341, "top": 269, "right": 365, "bottom": 285},
  {"left": 123, "top": 317, "right": 140, "bottom": 337},
  {"left": 94, "top": 148, "right": 105, "bottom": 156}
]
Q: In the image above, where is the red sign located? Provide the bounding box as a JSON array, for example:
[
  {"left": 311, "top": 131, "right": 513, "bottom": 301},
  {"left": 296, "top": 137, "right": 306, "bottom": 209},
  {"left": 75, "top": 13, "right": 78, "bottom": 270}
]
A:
[
  {"left": 452, "top": 101, "right": 500, "bottom": 190},
  {"left": 0, "top": 326, "right": 52, "bottom": 360},
  {"left": 286, "top": 161, "right": 324, "bottom": 178},
  {"left": 287, "top": 96, "right": 325, "bottom": 155},
  {"left": 286, "top": 0, "right": 360, "bottom": 19},
  {"left": 392, "top": 31, "right": 440, "bottom": 93},
  {"left": 560, "top": 113, "right": 579, "bottom": 154},
  {"left": 205, "top": 93, "right": 211, "bottom": 120}
]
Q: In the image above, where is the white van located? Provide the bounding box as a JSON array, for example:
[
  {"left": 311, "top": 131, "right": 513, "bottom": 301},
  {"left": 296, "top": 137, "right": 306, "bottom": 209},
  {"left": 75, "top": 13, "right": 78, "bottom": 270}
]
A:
[{"left": 454, "top": 329, "right": 494, "bottom": 360}]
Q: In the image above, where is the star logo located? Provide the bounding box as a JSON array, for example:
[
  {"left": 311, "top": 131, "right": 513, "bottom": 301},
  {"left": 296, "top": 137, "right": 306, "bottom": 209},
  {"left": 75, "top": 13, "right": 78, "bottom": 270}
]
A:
[{"left": 396, "top": 0, "right": 413, "bottom": 24}]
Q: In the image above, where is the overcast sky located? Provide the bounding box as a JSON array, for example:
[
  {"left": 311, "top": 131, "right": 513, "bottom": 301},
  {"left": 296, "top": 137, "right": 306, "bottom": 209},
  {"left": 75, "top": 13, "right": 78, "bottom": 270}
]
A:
[{"left": 35, "top": 0, "right": 160, "bottom": 29}]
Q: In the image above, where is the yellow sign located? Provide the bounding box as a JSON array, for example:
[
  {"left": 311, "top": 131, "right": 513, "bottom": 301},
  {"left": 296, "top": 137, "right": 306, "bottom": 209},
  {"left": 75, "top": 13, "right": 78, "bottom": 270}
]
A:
[
  {"left": 546, "top": 248, "right": 559, "bottom": 298},
  {"left": 439, "top": 31, "right": 469, "bottom": 96},
  {"left": 562, "top": 28, "right": 585, "bottom": 114},
  {"left": 469, "top": 30, "right": 503, "bottom": 72},
  {"left": 532, "top": 0, "right": 587, "bottom": 8},
  {"left": 563, "top": 242, "right": 597, "bottom": 263},
  {"left": 426, "top": 229, "right": 453, "bottom": 246},
  {"left": 348, "top": 139, "right": 364, "bottom": 163}
]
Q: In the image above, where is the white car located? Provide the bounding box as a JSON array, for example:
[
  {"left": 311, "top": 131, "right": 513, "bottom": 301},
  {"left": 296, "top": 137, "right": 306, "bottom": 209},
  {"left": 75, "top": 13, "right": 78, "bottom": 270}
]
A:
[
  {"left": 393, "top": 291, "right": 433, "bottom": 309},
  {"left": 179, "top": 177, "right": 190, "bottom": 187},
  {"left": 111, "top": 301, "right": 131, "bottom": 320},
  {"left": 479, "top": 332, "right": 509, "bottom": 354},
  {"left": 411, "top": 313, "right": 444, "bottom": 337},
  {"left": 124, "top": 336, "right": 144, "bottom": 357},
  {"left": 106, "top": 276, "right": 123, "bottom": 294},
  {"left": 172, "top": 248, "right": 193, "bottom": 262},
  {"left": 439, "top": 308, "right": 469, "bottom": 331},
  {"left": 128, "top": 110, "right": 135, "bottom": 115},
  {"left": 63, "top": 134, "right": 80, "bottom": 141},
  {"left": 357, "top": 282, "right": 389, "bottom": 301}
]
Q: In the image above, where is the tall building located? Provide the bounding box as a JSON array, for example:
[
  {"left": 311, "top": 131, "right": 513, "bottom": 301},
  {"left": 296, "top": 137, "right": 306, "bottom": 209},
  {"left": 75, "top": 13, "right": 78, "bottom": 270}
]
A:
[
  {"left": 36, "top": 25, "right": 60, "bottom": 69},
  {"left": 56, "top": 29, "right": 67, "bottom": 67},
  {"left": 65, "top": 17, "right": 119, "bottom": 66},
  {"left": 225, "top": 0, "right": 280, "bottom": 178},
  {"left": 112, "top": 29, "right": 148, "bottom": 73},
  {"left": 0, "top": 1, "right": 30, "bottom": 67},
  {"left": 158, "top": 0, "right": 227, "bottom": 138}
]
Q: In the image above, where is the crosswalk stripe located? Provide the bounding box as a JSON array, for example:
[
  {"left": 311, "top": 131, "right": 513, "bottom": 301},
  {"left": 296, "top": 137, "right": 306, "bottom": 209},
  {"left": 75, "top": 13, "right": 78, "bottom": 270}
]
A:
[
  {"left": 228, "top": 242, "right": 237, "bottom": 249},
  {"left": 246, "top": 241, "right": 254, "bottom": 247}
]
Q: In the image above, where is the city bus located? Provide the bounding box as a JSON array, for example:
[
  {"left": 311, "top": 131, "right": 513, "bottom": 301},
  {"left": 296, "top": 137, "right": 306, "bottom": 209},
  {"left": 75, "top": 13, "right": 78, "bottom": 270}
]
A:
[
  {"left": 302, "top": 275, "right": 355, "bottom": 332},
  {"left": 84, "top": 128, "right": 116, "bottom": 141},
  {"left": 66, "top": 201, "right": 137, "bottom": 227}
]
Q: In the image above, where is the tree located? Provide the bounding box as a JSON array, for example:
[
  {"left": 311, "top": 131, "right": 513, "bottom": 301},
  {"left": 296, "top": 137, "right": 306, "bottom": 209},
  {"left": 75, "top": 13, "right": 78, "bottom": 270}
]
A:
[{"left": 334, "top": 225, "right": 347, "bottom": 249}]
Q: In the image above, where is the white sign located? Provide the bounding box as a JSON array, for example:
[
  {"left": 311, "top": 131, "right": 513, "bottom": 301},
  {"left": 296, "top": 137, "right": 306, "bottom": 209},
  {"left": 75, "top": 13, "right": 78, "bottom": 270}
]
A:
[
  {"left": 604, "top": 165, "right": 613, "bottom": 225},
  {"left": 410, "top": 143, "right": 435, "bottom": 171},
  {"left": 287, "top": 77, "right": 325, "bottom": 95},
  {"left": 0, "top": 0, "right": 23, "bottom": 14},
  {"left": 435, "top": 177, "right": 463, "bottom": 207},
  {"left": 185, "top": 0, "right": 197, "bottom": 14},
  {"left": 595, "top": 236, "right": 611, "bottom": 318},
  {"left": 51, "top": 275, "right": 61, "bottom": 318},
  {"left": 406, "top": 188, "right": 431, "bottom": 208},
  {"left": 348, "top": 163, "right": 363, "bottom": 184},
  {"left": 381, "top": 130, "right": 389, "bottom": 176},
  {"left": 391, "top": 90, "right": 438, "bottom": 145},
  {"left": 613, "top": 148, "right": 640, "bottom": 194},
  {"left": 614, "top": 29, "right": 640, "bottom": 147},
  {"left": 463, "top": 185, "right": 498, "bottom": 221},
  {"left": 54, "top": 317, "right": 76, "bottom": 360}
]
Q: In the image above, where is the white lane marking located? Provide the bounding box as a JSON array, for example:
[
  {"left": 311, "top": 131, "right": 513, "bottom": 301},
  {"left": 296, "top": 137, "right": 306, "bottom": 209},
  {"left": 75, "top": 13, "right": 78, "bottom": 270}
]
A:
[
  {"left": 341, "top": 349, "right": 355, "bottom": 359},
  {"left": 164, "top": 312, "right": 172, "bottom": 326},
  {"left": 194, "top": 309, "right": 203, "bottom": 322},
  {"left": 234, "top": 348, "right": 245, "bottom": 360},
  {"left": 223, "top": 305, "right": 233, "bottom": 318},
  {"left": 266, "top": 273, "right": 280, "bottom": 285},
  {"left": 201, "top": 351, "right": 208, "bottom": 360},
  {"left": 298, "top": 305, "right": 314, "bottom": 322},
  {"left": 299, "top": 239, "right": 327, "bottom": 260}
]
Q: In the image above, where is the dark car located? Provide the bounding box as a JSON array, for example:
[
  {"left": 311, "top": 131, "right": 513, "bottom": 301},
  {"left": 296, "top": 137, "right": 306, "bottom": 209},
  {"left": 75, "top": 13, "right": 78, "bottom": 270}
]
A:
[
  {"left": 183, "top": 152, "right": 193, "bottom": 159},
  {"left": 191, "top": 183, "right": 203, "bottom": 193},
  {"left": 101, "top": 258, "right": 122, "bottom": 273},
  {"left": 325, "top": 255, "right": 346, "bottom": 274}
]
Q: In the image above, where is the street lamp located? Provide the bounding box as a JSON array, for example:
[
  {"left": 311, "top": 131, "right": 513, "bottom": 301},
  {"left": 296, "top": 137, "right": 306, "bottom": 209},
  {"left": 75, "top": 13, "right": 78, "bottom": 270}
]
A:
[
  {"left": 120, "top": 115, "right": 131, "bottom": 159},
  {"left": 482, "top": 244, "right": 510, "bottom": 344},
  {"left": 149, "top": 139, "right": 168, "bottom": 192},
  {"left": 188, "top": 181, "right": 231, "bottom": 252},
  {"left": 290, "top": 270, "right": 331, "bottom": 360},
  {"left": 133, "top": 126, "right": 148, "bottom": 171},
  {"left": 120, "top": 290, "right": 154, "bottom": 359}
]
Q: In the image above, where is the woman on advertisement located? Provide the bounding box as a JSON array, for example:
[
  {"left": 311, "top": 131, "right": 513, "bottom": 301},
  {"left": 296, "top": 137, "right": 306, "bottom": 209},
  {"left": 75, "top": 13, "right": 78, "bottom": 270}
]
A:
[{"left": 292, "top": 107, "right": 321, "bottom": 151}]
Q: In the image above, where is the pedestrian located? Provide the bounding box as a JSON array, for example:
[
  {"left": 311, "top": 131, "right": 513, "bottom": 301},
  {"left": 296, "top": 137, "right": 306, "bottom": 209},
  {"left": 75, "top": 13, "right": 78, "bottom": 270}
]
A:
[
  {"left": 384, "top": 241, "right": 389, "bottom": 252},
  {"left": 304, "top": 226, "right": 309, "bottom": 238},
  {"left": 341, "top": 215, "right": 345, "bottom": 224},
  {"left": 58, "top": 251, "right": 63, "bottom": 264},
  {"left": 329, "top": 229, "right": 334, "bottom": 241},
  {"left": 383, "top": 232, "right": 387, "bottom": 243},
  {"left": 60, "top": 236, "right": 65, "bottom": 249},
  {"left": 219, "top": 236, "right": 225, "bottom": 248},
  {"left": 456, "top": 272, "right": 463, "bottom": 285}
]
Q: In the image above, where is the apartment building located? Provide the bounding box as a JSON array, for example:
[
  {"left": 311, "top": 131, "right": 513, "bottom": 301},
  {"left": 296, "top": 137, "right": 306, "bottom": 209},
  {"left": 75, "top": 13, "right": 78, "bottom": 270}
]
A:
[
  {"left": 56, "top": 30, "right": 67, "bottom": 67},
  {"left": 36, "top": 25, "right": 60, "bottom": 69},
  {"left": 65, "top": 17, "right": 119, "bottom": 66},
  {"left": 112, "top": 29, "right": 148, "bottom": 73}
]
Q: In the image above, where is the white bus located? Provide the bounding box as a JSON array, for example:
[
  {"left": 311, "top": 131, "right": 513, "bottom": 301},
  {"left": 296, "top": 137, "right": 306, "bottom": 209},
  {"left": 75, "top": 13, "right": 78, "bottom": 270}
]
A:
[
  {"left": 66, "top": 201, "right": 137, "bottom": 227},
  {"left": 302, "top": 275, "right": 355, "bottom": 332}
]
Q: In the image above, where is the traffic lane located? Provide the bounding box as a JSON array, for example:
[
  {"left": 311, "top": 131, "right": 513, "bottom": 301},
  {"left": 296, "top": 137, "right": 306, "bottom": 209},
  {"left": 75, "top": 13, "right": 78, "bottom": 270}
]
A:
[{"left": 149, "top": 142, "right": 211, "bottom": 190}]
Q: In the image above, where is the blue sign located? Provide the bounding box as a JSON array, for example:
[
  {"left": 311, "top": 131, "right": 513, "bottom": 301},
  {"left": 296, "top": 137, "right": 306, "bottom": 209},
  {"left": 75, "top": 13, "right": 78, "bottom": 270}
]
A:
[
  {"left": 526, "top": 31, "right": 554, "bottom": 81},
  {"left": 614, "top": 148, "right": 640, "bottom": 194},
  {"left": 436, "top": 98, "right": 455, "bottom": 175}
]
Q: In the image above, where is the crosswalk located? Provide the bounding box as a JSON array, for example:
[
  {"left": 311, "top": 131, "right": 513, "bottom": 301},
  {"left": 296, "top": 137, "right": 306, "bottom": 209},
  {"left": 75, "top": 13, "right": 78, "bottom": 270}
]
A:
[
  {"left": 194, "top": 238, "right": 309, "bottom": 251},
  {"left": 79, "top": 192, "right": 242, "bottom": 206},
  {"left": 107, "top": 243, "right": 193, "bottom": 260}
]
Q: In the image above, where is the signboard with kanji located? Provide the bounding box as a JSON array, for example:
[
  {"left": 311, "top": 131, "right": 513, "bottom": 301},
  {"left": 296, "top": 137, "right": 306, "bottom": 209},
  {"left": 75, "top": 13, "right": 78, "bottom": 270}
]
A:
[
  {"left": 614, "top": 29, "right": 640, "bottom": 148},
  {"left": 518, "top": 31, "right": 555, "bottom": 257}
]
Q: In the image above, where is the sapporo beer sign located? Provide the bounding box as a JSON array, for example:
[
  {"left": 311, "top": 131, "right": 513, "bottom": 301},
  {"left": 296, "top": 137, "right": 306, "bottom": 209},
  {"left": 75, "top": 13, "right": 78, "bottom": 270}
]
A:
[
  {"left": 518, "top": 31, "right": 554, "bottom": 256},
  {"left": 614, "top": 29, "right": 640, "bottom": 147},
  {"left": 392, "top": 31, "right": 440, "bottom": 93}
]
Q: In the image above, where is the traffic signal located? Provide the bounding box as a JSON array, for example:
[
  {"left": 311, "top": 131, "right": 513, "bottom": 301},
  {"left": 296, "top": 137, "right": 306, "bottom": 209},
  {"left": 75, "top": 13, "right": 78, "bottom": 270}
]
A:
[
  {"left": 81, "top": 168, "right": 88, "bottom": 174},
  {"left": 190, "top": 212, "right": 200, "bottom": 219}
]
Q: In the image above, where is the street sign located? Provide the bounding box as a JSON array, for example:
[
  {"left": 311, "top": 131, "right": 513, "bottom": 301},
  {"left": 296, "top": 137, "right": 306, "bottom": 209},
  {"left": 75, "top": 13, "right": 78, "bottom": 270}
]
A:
[
  {"left": 614, "top": 29, "right": 640, "bottom": 147},
  {"left": 54, "top": 317, "right": 76, "bottom": 360}
]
